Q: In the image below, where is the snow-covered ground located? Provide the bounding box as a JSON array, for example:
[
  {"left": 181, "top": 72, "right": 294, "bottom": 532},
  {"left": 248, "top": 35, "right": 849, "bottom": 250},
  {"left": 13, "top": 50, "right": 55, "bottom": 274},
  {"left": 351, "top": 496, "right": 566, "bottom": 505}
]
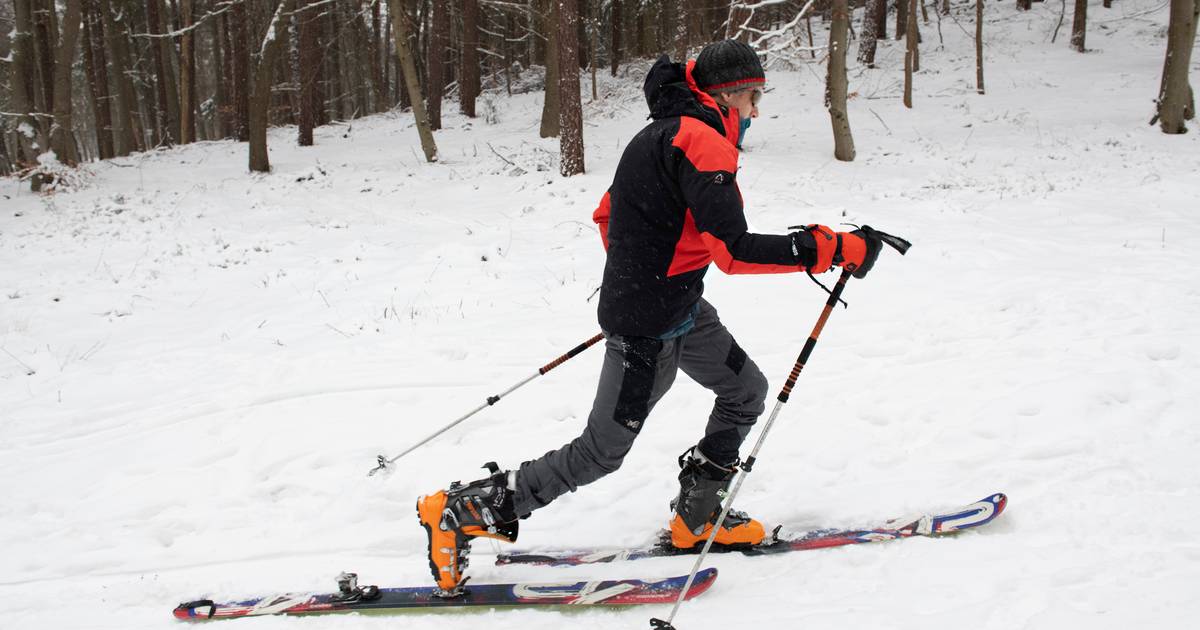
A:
[{"left": 3, "top": 3, "right": 1199, "bottom": 629}]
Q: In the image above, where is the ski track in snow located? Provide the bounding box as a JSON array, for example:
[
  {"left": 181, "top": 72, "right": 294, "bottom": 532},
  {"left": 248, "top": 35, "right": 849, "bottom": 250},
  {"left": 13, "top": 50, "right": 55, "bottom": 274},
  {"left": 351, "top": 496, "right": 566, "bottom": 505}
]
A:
[{"left": 2, "top": 4, "right": 1199, "bottom": 629}]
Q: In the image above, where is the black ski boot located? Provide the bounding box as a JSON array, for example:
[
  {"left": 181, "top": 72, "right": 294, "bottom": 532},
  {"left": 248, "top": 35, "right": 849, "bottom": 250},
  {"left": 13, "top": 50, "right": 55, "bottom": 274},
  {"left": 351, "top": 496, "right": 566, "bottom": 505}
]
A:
[{"left": 668, "top": 447, "right": 765, "bottom": 548}]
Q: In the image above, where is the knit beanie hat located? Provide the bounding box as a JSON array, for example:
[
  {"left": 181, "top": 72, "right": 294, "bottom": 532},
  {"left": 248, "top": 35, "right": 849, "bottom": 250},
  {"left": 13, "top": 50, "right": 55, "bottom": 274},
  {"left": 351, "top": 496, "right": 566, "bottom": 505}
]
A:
[{"left": 692, "top": 40, "right": 766, "bottom": 93}]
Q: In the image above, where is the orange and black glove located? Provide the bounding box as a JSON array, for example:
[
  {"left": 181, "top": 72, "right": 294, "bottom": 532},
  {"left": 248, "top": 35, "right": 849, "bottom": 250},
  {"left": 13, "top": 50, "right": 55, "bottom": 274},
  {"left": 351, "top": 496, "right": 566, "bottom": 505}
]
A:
[
  {"left": 790, "top": 224, "right": 900, "bottom": 278},
  {"left": 835, "top": 229, "right": 879, "bottom": 278}
]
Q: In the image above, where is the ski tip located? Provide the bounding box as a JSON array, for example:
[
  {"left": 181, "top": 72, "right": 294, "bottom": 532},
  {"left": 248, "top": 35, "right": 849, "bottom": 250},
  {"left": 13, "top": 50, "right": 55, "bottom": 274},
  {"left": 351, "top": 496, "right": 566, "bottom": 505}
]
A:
[
  {"left": 173, "top": 600, "right": 215, "bottom": 620},
  {"left": 987, "top": 492, "right": 1008, "bottom": 517}
]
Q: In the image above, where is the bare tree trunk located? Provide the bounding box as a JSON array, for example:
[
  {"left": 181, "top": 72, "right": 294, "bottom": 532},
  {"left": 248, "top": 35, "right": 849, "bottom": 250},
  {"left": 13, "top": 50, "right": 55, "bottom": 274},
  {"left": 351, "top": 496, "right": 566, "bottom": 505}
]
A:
[
  {"left": 1155, "top": 0, "right": 1199, "bottom": 133},
  {"left": 396, "top": 0, "right": 412, "bottom": 109},
  {"left": 9, "top": 0, "right": 46, "bottom": 162},
  {"left": 249, "top": 0, "right": 295, "bottom": 173},
  {"left": 1071, "top": 0, "right": 1087, "bottom": 52},
  {"left": 426, "top": 0, "right": 448, "bottom": 129},
  {"left": 461, "top": 0, "right": 480, "bottom": 117},
  {"left": 503, "top": 8, "right": 514, "bottom": 95},
  {"left": 896, "top": 0, "right": 908, "bottom": 40},
  {"left": 610, "top": 0, "right": 621, "bottom": 76},
  {"left": 99, "top": 0, "right": 136, "bottom": 154},
  {"left": 858, "top": 0, "right": 886, "bottom": 67},
  {"left": 558, "top": 0, "right": 584, "bottom": 176},
  {"left": 325, "top": 5, "right": 344, "bottom": 118},
  {"left": 589, "top": 0, "right": 598, "bottom": 100},
  {"left": 540, "top": 0, "right": 561, "bottom": 138},
  {"left": 905, "top": 0, "right": 918, "bottom": 107},
  {"left": 179, "top": 0, "right": 196, "bottom": 144},
  {"left": 210, "top": 12, "right": 227, "bottom": 139},
  {"left": 370, "top": 0, "right": 386, "bottom": 111},
  {"left": 827, "top": 0, "right": 855, "bottom": 161},
  {"left": 386, "top": 9, "right": 400, "bottom": 105},
  {"left": 0, "top": 134, "right": 10, "bottom": 175},
  {"left": 298, "top": 0, "right": 320, "bottom": 146},
  {"left": 81, "top": 0, "right": 113, "bottom": 159},
  {"left": 349, "top": 2, "right": 371, "bottom": 116},
  {"left": 976, "top": 0, "right": 986, "bottom": 94},
  {"left": 577, "top": 0, "right": 588, "bottom": 69},
  {"left": 145, "top": 0, "right": 176, "bottom": 145},
  {"left": 388, "top": 0, "right": 438, "bottom": 161},
  {"left": 230, "top": 2, "right": 251, "bottom": 141},
  {"left": 31, "top": 0, "right": 56, "bottom": 118},
  {"left": 50, "top": 0, "right": 82, "bottom": 164},
  {"left": 1018, "top": 0, "right": 1032, "bottom": 10},
  {"left": 274, "top": 20, "right": 297, "bottom": 127}
]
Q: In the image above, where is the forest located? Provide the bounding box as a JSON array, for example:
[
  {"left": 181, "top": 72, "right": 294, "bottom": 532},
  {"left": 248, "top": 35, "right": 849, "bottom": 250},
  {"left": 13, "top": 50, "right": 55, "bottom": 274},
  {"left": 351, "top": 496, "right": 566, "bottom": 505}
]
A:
[{"left": 0, "top": 0, "right": 1196, "bottom": 184}]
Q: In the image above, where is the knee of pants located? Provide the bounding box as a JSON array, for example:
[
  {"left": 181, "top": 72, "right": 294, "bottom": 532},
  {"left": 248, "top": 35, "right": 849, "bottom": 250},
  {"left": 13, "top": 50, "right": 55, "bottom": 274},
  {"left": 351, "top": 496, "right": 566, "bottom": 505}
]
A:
[
  {"left": 738, "top": 365, "right": 769, "bottom": 418},
  {"left": 575, "top": 424, "right": 635, "bottom": 479}
]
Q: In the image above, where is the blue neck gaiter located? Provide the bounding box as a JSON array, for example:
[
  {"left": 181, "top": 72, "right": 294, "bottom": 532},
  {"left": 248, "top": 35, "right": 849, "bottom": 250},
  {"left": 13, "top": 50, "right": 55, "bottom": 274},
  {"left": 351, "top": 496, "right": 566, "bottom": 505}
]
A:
[{"left": 737, "top": 117, "right": 752, "bottom": 148}]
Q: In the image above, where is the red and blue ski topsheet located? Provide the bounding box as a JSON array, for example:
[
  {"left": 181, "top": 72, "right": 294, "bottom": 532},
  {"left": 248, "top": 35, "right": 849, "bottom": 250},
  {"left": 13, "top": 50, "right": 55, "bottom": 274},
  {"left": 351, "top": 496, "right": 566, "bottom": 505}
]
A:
[
  {"left": 497, "top": 493, "right": 1007, "bottom": 567},
  {"left": 173, "top": 568, "right": 717, "bottom": 620}
]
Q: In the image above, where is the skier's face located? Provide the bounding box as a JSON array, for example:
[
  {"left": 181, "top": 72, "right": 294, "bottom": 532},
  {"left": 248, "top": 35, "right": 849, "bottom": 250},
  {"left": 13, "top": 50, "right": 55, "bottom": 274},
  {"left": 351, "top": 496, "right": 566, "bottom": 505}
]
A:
[{"left": 718, "top": 88, "right": 762, "bottom": 121}]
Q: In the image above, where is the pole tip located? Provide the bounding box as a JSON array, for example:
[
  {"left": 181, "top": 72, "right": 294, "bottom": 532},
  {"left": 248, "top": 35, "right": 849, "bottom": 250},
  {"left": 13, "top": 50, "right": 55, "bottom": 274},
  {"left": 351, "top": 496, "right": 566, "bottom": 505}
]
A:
[
  {"left": 649, "top": 618, "right": 677, "bottom": 630},
  {"left": 367, "top": 455, "right": 389, "bottom": 477}
]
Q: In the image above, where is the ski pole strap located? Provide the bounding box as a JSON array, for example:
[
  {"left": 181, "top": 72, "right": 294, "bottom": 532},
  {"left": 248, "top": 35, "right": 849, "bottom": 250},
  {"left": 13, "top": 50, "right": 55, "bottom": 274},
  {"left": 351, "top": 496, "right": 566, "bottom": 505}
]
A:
[
  {"left": 778, "top": 269, "right": 852, "bottom": 403},
  {"left": 871, "top": 227, "right": 913, "bottom": 255},
  {"left": 538, "top": 333, "right": 604, "bottom": 375}
]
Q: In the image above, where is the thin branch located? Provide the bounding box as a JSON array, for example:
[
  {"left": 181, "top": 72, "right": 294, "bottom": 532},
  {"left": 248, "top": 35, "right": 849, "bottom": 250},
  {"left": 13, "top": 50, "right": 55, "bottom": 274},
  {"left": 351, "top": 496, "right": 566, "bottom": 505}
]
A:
[
  {"left": 0, "top": 111, "right": 56, "bottom": 119},
  {"left": 132, "top": 0, "right": 240, "bottom": 39}
]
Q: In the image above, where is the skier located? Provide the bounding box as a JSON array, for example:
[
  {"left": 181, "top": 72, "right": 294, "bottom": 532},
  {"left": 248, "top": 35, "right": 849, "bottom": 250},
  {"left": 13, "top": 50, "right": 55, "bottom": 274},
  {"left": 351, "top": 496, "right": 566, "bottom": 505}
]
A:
[{"left": 416, "top": 40, "right": 886, "bottom": 595}]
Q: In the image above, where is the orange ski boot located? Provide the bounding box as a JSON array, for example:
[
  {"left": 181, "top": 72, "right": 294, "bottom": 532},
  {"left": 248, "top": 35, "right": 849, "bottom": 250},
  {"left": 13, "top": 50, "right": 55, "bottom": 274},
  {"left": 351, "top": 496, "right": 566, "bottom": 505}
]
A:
[
  {"left": 416, "top": 463, "right": 519, "bottom": 596},
  {"left": 668, "top": 447, "right": 766, "bottom": 549}
]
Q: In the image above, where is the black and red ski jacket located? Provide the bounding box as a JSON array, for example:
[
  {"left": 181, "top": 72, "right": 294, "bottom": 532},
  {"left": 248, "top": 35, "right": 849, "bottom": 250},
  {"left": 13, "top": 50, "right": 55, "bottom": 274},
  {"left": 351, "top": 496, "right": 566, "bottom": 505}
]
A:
[{"left": 592, "top": 56, "right": 811, "bottom": 337}]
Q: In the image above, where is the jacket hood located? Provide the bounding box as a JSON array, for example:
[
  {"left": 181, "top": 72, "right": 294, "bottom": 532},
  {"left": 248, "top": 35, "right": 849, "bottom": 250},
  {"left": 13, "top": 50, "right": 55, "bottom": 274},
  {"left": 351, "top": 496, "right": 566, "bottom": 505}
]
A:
[{"left": 642, "top": 55, "right": 741, "bottom": 147}]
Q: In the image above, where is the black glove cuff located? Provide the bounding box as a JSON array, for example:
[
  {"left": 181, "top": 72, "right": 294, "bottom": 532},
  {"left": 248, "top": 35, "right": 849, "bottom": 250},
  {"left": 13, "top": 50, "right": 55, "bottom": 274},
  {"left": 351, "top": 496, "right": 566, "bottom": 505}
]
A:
[{"left": 789, "top": 230, "right": 818, "bottom": 267}]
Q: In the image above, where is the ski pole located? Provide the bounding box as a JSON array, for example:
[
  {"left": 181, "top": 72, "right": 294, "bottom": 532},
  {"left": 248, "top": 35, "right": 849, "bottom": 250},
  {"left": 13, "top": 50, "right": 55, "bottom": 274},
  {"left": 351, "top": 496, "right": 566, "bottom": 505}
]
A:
[
  {"left": 650, "top": 270, "right": 855, "bottom": 630},
  {"left": 367, "top": 332, "right": 605, "bottom": 476}
]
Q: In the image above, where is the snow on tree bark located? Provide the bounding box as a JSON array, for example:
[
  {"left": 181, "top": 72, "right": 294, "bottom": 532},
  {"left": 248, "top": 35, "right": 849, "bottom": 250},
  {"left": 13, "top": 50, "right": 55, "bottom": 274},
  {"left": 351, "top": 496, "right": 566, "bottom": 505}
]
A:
[
  {"left": 859, "top": 0, "right": 888, "bottom": 67},
  {"left": 858, "top": 0, "right": 887, "bottom": 68},
  {"left": 249, "top": 0, "right": 294, "bottom": 173},
  {"left": 9, "top": 0, "right": 46, "bottom": 163},
  {"left": 558, "top": 0, "right": 584, "bottom": 176}
]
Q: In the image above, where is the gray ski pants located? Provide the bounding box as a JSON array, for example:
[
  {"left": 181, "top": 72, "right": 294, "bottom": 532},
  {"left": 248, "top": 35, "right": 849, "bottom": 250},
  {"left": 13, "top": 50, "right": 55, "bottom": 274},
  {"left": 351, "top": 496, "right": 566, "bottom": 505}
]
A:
[{"left": 512, "top": 299, "right": 768, "bottom": 517}]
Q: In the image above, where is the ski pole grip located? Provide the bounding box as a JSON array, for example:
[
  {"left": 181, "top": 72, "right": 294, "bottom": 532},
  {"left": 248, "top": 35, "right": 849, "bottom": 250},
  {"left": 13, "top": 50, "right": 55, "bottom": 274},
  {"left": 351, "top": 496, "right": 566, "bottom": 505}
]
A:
[{"left": 538, "top": 333, "right": 604, "bottom": 374}]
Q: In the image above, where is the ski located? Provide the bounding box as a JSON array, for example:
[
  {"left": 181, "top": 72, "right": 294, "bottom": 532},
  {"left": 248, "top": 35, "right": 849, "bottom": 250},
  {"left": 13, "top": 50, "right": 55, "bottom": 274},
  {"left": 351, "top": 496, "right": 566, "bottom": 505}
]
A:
[
  {"left": 496, "top": 492, "right": 1006, "bottom": 567},
  {"left": 173, "top": 568, "right": 718, "bottom": 620}
]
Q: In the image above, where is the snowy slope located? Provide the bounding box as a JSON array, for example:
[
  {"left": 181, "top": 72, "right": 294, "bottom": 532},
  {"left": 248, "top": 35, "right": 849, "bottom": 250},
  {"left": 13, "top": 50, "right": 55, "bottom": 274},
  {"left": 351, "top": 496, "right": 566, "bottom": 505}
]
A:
[{"left": 2, "top": 3, "right": 1199, "bottom": 629}]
